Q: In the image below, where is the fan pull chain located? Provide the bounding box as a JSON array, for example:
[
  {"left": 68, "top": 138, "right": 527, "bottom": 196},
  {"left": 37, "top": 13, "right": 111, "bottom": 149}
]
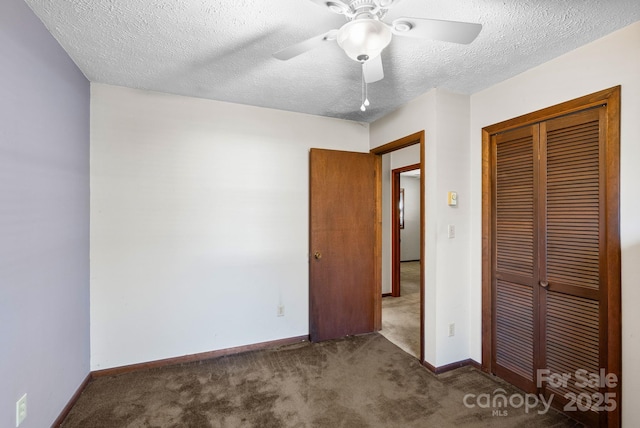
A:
[
  {"left": 364, "top": 68, "right": 370, "bottom": 108},
  {"left": 360, "top": 62, "right": 367, "bottom": 112},
  {"left": 360, "top": 62, "right": 371, "bottom": 112}
]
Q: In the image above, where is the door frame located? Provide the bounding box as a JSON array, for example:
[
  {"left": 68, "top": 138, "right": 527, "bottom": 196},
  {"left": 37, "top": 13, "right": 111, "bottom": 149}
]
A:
[
  {"left": 481, "top": 87, "right": 621, "bottom": 426},
  {"left": 392, "top": 163, "right": 421, "bottom": 297},
  {"left": 371, "top": 131, "right": 425, "bottom": 363}
]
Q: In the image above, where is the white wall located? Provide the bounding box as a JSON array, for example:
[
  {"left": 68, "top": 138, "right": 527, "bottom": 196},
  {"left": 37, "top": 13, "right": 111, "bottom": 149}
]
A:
[
  {"left": 0, "top": 0, "right": 90, "bottom": 426},
  {"left": 469, "top": 21, "right": 640, "bottom": 425},
  {"left": 371, "top": 89, "right": 471, "bottom": 367},
  {"left": 374, "top": 97, "right": 436, "bottom": 356},
  {"left": 390, "top": 144, "right": 421, "bottom": 170},
  {"left": 400, "top": 175, "right": 421, "bottom": 261},
  {"left": 90, "top": 84, "right": 369, "bottom": 370}
]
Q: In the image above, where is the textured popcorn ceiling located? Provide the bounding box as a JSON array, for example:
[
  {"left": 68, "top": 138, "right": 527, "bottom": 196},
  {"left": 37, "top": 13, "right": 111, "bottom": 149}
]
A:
[{"left": 24, "top": 0, "right": 640, "bottom": 122}]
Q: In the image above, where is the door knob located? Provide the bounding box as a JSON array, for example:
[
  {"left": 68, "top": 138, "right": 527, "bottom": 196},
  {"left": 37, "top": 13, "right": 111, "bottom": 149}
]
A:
[
  {"left": 540, "top": 281, "right": 549, "bottom": 289},
  {"left": 314, "top": 251, "right": 322, "bottom": 260}
]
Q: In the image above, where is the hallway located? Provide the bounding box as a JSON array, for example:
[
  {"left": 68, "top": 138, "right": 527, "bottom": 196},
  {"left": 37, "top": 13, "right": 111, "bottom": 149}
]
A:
[{"left": 379, "top": 261, "right": 420, "bottom": 358}]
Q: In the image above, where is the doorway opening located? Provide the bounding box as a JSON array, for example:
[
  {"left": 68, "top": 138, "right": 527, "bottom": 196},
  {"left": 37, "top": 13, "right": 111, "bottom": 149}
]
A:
[
  {"left": 371, "top": 131, "right": 425, "bottom": 363},
  {"left": 392, "top": 164, "right": 421, "bottom": 297}
]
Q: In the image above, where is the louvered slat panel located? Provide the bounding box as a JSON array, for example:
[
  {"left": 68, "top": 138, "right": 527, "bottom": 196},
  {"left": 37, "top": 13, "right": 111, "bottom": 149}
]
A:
[
  {"left": 496, "top": 134, "right": 534, "bottom": 277},
  {"left": 496, "top": 280, "right": 534, "bottom": 381},
  {"left": 546, "top": 292, "right": 600, "bottom": 412},
  {"left": 546, "top": 119, "right": 600, "bottom": 289}
]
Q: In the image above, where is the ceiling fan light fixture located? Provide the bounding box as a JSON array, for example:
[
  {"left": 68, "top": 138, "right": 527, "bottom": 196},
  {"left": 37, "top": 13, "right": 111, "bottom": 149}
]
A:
[{"left": 337, "top": 18, "right": 392, "bottom": 62}]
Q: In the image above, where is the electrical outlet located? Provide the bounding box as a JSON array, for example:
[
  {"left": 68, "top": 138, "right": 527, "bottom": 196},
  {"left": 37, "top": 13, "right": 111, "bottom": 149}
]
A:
[
  {"left": 16, "top": 393, "right": 27, "bottom": 427},
  {"left": 277, "top": 304, "right": 285, "bottom": 317},
  {"left": 448, "top": 323, "right": 455, "bottom": 337}
]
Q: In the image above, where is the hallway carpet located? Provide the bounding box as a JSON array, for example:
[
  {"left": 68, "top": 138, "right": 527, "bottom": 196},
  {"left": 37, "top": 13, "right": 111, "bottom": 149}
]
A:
[
  {"left": 61, "top": 333, "right": 580, "bottom": 427},
  {"left": 380, "top": 261, "right": 420, "bottom": 358}
]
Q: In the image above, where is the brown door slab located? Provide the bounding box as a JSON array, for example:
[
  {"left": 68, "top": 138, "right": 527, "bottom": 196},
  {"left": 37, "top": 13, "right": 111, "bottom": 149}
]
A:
[{"left": 309, "top": 148, "right": 379, "bottom": 342}]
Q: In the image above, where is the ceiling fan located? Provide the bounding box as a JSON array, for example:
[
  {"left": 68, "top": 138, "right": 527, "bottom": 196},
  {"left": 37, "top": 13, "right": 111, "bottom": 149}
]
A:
[{"left": 273, "top": 0, "right": 482, "bottom": 111}]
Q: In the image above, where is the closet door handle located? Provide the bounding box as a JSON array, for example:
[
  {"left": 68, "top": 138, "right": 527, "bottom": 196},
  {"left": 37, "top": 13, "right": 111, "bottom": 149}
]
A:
[{"left": 540, "top": 281, "right": 549, "bottom": 289}]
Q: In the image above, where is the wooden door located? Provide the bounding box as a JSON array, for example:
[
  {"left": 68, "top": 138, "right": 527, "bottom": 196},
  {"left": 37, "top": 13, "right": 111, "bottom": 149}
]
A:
[
  {"left": 309, "top": 148, "right": 380, "bottom": 342},
  {"left": 492, "top": 124, "right": 540, "bottom": 393},
  {"left": 490, "top": 103, "right": 619, "bottom": 426},
  {"left": 539, "top": 108, "right": 606, "bottom": 425}
]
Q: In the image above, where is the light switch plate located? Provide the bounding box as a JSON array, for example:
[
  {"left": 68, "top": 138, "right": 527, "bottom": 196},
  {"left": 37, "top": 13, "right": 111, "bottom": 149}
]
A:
[{"left": 448, "top": 225, "right": 455, "bottom": 239}]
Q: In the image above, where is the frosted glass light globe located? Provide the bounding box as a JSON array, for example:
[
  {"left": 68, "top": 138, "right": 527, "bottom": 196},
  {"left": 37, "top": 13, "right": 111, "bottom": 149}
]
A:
[{"left": 337, "top": 18, "right": 392, "bottom": 62}]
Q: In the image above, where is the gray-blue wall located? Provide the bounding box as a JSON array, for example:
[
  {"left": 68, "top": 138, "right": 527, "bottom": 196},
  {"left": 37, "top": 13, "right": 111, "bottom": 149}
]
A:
[{"left": 0, "top": 1, "right": 90, "bottom": 426}]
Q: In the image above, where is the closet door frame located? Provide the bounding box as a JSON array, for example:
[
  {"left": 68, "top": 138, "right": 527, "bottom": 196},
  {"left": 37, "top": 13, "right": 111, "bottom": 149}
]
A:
[{"left": 481, "top": 86, "right": 621, "bottom": 426}]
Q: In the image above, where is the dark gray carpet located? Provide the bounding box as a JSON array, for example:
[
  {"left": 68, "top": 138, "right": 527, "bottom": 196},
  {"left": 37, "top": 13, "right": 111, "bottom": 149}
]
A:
[{"left": 61, "top": 333, "right": 581, "bottom": 427}]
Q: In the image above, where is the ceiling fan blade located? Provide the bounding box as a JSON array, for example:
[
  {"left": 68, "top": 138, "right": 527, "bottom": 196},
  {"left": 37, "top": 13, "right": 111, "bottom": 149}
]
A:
[
  {"left": 273, "top": 29, "right": 338, "bottom": 61},
  {"left": 363, "top": 55, "right": 384, "bottom": 83},
  {"left": 391, "top": 17, "right": 482, "bottom": 44}
]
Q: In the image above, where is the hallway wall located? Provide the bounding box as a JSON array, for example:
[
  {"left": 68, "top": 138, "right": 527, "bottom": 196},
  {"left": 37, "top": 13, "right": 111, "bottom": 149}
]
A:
[{"left": 400, "top": 175, "right": 420, "bottom": 261}]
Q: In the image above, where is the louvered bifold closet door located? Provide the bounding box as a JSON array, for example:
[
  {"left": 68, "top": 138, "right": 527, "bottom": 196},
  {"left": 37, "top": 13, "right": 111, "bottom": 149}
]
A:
[
  {"left": 539, "top": 107, "right": 605, "bottom": 426},
  {"left": 492, "top": 125, "right": 539, "bottom": 393}
]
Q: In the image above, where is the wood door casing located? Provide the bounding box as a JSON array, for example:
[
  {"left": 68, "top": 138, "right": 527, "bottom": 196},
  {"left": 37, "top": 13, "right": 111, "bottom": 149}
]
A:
[
  {"left": 309, "top": 148, "right": 380, "bottom": 342},
  {"left": 482, "top": 87, "right": 621, "bottom": 427}
]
